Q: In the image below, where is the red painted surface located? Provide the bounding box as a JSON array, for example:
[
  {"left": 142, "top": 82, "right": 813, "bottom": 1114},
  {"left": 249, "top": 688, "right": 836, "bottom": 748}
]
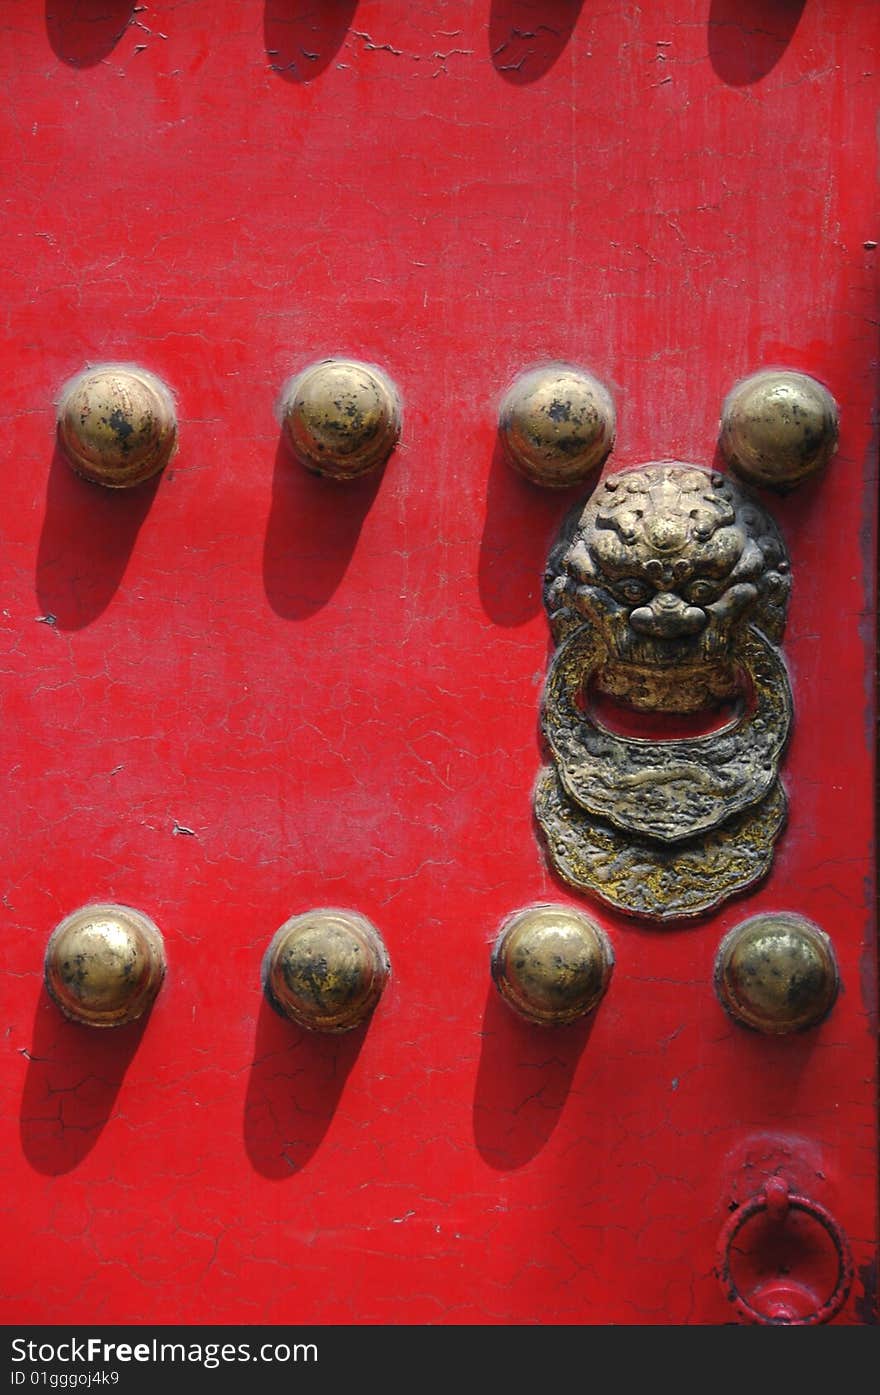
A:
[
  {"left": 717, "top": 1179, "right": 855, "bottom": 1326},
  {"left": 1, "top": 0, "right": 877, "bottom": 1325}
]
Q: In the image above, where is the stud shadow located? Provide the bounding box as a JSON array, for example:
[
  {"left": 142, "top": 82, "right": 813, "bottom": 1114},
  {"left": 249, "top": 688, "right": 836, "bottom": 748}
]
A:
[
  {"left": 489, "top": 0, "right": 586, "bottom": 85},
  {"left": 262, "top": 436, "right": 383, "bottom": 619},
  {"left": 19, "top": 987, "right": 149, "bottom": 1175},
  {"left": 472, "top": 981, "right": 596, "bottom": 1169},
  {"left": 264, "top": 0, "right": 358, "bottom": 82},
  {"left": 45, "top": 0, "right": 135, "bottom": 66},
  {"left": 35, "top": 442, "right": 161, "bottom": 631},
  {"left": 708, "top": 0, "right": 807, "bottom": 86},
  {"left": 478, "top": 435, "right": 598, "bottom": 627},
  {"left": 243, "top": 994, "right": 367, "bottom": 1178}
]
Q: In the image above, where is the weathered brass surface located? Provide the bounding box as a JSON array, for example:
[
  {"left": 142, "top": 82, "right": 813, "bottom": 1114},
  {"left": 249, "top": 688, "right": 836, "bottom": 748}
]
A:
[
  {"left": 720, "top": 370, "right": 839, "bottom": 491},
  {"left": 544, "top": 624, "right": 791, "bottom": 842},
  {"left": 536, "top": 767, "right": 787, "bottom": 922},
  {"left": 44, "top": 903, "right": 166, "bottom": 1027},
  {"left": 57, "top": 365, "right": 177, "bottom": 488},
  {"left": 715, "top": 913, "right": 839, "bottom": 1033},
  {"left": 545, "top": 465, "right": 791, "bottom": 708},
  {"left": 491, "top": 903, "right": 613, "bottom": 1025},
  {"left": 281, "top": 359, "right": 401, "bottom": 479},
  {"left": 499, "top": 364, "right": 615, "bottom": 487},
  {"left": 536, "top": 463, "right": 793, "bottom": 919},
  {"left": 262, "top": 908, "right": 390, "bottom": 1032}
]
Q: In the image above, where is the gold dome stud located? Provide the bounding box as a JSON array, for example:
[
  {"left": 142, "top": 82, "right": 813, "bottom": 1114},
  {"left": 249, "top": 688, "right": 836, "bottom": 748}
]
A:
[
  {"left": 262, "top": 908, "right": 390, "bottom": 1032},
  {"left": 491, "top": 903, "right": 614, "bottom": 1026},
  {"left": 280, "top": 359, "right": 401, "bottom": 479},
  {"left": 719, "top": 370, "right": 839, "bottom": 491},
  {"left": 498, "top": 364, "right": 616, "bottom": 487},
  {"left": 44, "top": 903, "right": 167, "bottom": 1028},
  {"left": 56, "top": 364, "right": 178, "bottom": 488},
  {"left": 714, "top": 913, "right": 839, "bottom": 1034}
]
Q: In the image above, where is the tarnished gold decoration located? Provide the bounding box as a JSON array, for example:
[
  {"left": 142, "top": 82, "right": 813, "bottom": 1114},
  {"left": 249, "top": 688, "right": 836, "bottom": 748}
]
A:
[
  {"left": 491, "top": 903, "right": 613, "bottom": 1025},
  {"left": 720, "top": 370, "right": 839, "bottom": 491},
  {"left": 262, "top": 908, "right": 390, "bottom": 1032},
  {"left": 44, "top": 903, "right": 166, "bottom": 1027},
  {"left": 714, "top": 913, "right": 839, "bottom": 1033},
  {"left": 536, "top": 769, "right": 787, "bottom": 922},
  {"left": 281, "top": 359, "right": 401, "bottom": 479},
  {"left": 544, "top": 624, "right": 790, "bottom": 842},
  {"left": 57, "top": 365, "right": 177, "bottom": 488},
  {"left": 499, "top": 364, "right": 616, "bottom": 487},
  {"left": 535, "top": 463, "right": 793, "bottom": 920}
]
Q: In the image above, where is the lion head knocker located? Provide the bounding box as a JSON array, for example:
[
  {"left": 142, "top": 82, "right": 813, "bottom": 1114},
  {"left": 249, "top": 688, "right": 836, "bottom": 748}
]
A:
[{"left": 535, "top": 463, "right": 793, "bottom": 920}]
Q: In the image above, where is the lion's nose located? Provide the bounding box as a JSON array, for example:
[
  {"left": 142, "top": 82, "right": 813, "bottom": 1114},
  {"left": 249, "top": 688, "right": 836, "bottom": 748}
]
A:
[{"left": 629, "top": 594, "right": 708, "bottom": 639}]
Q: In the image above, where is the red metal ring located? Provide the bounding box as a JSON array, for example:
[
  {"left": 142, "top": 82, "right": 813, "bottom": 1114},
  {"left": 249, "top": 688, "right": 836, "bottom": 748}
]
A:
[{"left": 716, "top": 1185, "right": 854, "bottom": 1326}]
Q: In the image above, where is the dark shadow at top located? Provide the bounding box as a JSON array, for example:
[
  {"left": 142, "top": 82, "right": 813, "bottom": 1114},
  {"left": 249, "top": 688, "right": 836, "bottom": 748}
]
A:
[
  {"left": 473, "top": 981, "right": 596, "bottom": 1168},
  {"left": 264, "top": 0, "right": 357, "bottom": 82},
  {"left": 243, "top": 993, "right": 367, "bottom": 1178},
  {"left": 708, "top": 0, "right": 807, "bottom": 86},
  {"left": 46, "top": 1, "right": 135, "bottom": 67},
  {"left": 20, "top": 986, "right": 149, "bottom": 1175},
  {"left": 489, "top": 0, "right": 585, "bottom": 85},
  {"left": 35, "top": 441, "right": 161, "bottom": 631},
  {"left": 262, "top": 435, "right": 383, "bottom": 620},
  {"left": 478, "top": 434, "right": 598, "bottom": 627}
]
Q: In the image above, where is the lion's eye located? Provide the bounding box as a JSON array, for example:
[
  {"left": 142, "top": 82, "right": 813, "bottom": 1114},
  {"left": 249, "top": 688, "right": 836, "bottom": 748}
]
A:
[
  {"left": 687, "top": 579, "right": 718, "bottom": 605},
  {"left": 617, "top": 579, "right": 650, "bottom": 604}
]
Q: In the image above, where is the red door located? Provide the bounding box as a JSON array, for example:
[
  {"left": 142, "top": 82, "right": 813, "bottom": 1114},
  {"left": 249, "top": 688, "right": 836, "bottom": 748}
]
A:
[{"left": 2, "top": 0, "right": 877, "bottom": 1326}]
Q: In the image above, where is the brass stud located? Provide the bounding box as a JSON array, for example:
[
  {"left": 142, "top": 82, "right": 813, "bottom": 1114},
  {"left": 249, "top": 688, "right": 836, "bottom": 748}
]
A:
[
  {"left": 262, "top": 908, "right": 390, "bottom": 1032},
  {"left": 720, "top": 370, "right": 839, "bottom": 491},
  {"left": 44, "top": 903, "right": 167, "bottom": 1028},
  {"left": 56, "top": 364, "right": 177, "bottom": 488},
  {"left": 280, "top": 359, "right": 401, "bottom": 479},
  {"left": 491, "top": 903, "right": 614, "bottom": 1026},
  {"left": 714, "top": 913, "right": 839, "bottom": 1034},
  {"left": 499, "top": 364, "right": 616, "bottom": 487}
]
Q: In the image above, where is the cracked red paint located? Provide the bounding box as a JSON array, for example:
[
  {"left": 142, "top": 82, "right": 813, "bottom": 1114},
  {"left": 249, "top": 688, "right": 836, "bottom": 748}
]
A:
[{"left": 0, "top": 0, "right": 877, "bottom": 1326}]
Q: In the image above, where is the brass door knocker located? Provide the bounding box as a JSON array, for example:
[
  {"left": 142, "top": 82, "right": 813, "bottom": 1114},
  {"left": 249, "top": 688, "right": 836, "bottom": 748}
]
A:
[{"left": 535, "top": 463, "right": 793, "bottom": 920}]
